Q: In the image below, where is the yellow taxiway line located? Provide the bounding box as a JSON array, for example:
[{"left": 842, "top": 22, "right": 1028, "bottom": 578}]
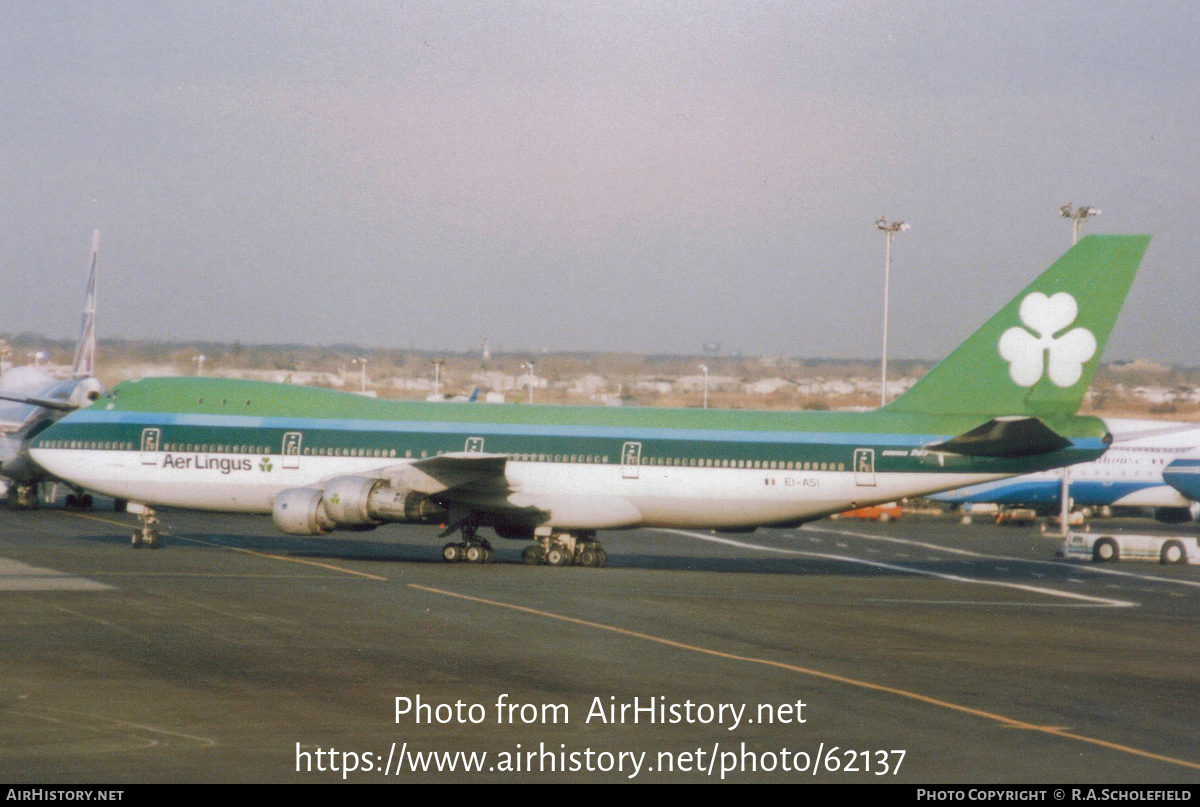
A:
[
  {"left": 410, "top": 582, "right": 1200, "bottom": 773},
  {"left": 60, "top": 511, "right": 388, "bottom": 581},
  {"left": 58, "top": 511, "right": 1198, "bottom": 772}
]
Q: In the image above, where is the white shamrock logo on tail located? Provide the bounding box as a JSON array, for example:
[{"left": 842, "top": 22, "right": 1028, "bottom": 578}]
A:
[{"left": 998, "top": 292, "right": 1096, "bottom": 387}]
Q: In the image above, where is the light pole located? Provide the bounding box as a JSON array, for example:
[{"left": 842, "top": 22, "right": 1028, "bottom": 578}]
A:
[
  {"left": 522, "top": 362, "right": 535, "bottom": 404},
  {"left": 1060, "top": 203, "right": 1100, "bottom": 245},
  {"left": 193, "top": 354, "right": 205, "bottom": 376},
  {"left": 352, "top": 357, "right": 368, "bottom": 393},
  {"left": 875, "top": 216, "right": 910, "bottom": 407},
  {"left": 430, "top": 359, "right": 445, "bottom": 398},
  {"left": 700, "top": 364, "right": 709, "bottom": 409},
  {"left": 1055, "top": 204, "right": 1100, "bottom": 536}
]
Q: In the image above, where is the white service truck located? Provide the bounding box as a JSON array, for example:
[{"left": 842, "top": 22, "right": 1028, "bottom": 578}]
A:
[{"left": 1060, "top": 531, "right": 1200, "bottom": 565}]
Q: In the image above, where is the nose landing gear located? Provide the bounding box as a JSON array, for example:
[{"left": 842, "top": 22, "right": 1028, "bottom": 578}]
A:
[{"left": 130, "top": 504, "right": 161, "bottom": 549}]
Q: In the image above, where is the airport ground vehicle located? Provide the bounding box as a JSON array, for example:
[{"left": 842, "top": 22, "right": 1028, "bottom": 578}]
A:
[
  {"left": 996, "top": 507, "right": 1038, "bottom": 526},
  {"left": 1059, "top": 530, "right": 1200, "bottom": 564},
  {"left": 835, "top": 503, "right": 902, "bottom": 522},
  {"left": 1046, "top": 510, "right": 1087, "bottom": 529}
]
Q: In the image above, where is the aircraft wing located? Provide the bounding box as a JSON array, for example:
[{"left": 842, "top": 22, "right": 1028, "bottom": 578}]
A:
[
  {"left": 368, "top": 452, "right": 511, "bottom": 496},
  {"left": 0, "top": 398, "right": 39, "bottom": 431},
  {"left": 0, "top": 393, "right": 77, "bottom": 412},
  {"left": 926, "top": 417, "right": 1074, "bottom": 458}
]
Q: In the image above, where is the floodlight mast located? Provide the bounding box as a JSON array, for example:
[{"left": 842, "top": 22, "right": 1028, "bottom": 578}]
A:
[
  {"left": 430, "top": 358, "right": 445, "bottom": 399},
  {"left": 522, "top": 362, "right": 536, "bottom": 404},
  {"left": 352, "top": 357, "right": 368, "bottom": 393},
  {"left": 875, "top": 216, "right": 910, "bottom": 407},
  {"left": 1055, "top": 203, "right": 1101, "bottom": 535},
  {"left": 1060, "top": 203, "right": 1100, "bottom": 245}
]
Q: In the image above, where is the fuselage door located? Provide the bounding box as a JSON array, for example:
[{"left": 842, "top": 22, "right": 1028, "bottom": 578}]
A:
[
  {"left": 621, "top": 441, "right": 642, "bottom": 479},
  {"left": 140, "top": 428, "right": 161, "bottom": 466},
  {"left": 854, "top": 448, "right": 876, "bottom": 487},
  {"left": 282, "top": 432, "right": 302, "bottom": 469},
  {"left": 465, "top": 437, "right": 485, "bottom": 453}
]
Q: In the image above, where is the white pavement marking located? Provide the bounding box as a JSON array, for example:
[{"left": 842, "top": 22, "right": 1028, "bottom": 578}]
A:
[
  {"left": 0, "top": 557, "right": 112, "bottom": 592},
  {"left": 805, "top": 524, "right": 1200, "bottom": 591},
  {"left": 655, "top": 529, "right": 1135, "bottom": 608},
  {"left": 10, "top": 706, "right": 218, "bottom": 748}
]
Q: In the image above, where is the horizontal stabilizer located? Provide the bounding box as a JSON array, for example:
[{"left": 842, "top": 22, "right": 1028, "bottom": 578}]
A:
[{"left": 926, "top": 417, "right": 1075, "bottom": 458}]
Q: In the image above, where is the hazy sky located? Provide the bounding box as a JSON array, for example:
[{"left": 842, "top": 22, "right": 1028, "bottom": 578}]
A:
[{"left": 3, "top": 2, "right": 1199, "bottom": 362}]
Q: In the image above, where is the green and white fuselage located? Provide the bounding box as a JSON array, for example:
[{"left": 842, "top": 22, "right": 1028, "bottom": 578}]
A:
[
  {"left": 28, "top": 235, "right": 1152, "bottom": 560},
  {"left": 31, "top": 377, "right": 1110, "bottom": 529}
]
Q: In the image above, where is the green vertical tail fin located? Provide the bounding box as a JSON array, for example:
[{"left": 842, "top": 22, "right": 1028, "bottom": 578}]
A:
[{"left": 886, "top": 234, "right": 1150, "bottom": 417}]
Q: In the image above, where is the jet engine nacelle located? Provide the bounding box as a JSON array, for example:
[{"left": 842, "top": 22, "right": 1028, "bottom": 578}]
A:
[
  {"left": 67, "top": 378, "right": 106, "bottom": 409},
  {"left": 273, "top": 486, "right": 336, "bottom": 535},
  {"left": 272, "top": 476, "right": 447, "bottom": 536},
  {"left": 1154, "top": 505, "right": 1200, "bottom": 524},
  {"left": 323, "top": 475, "right": 382, "bottom": 526}
]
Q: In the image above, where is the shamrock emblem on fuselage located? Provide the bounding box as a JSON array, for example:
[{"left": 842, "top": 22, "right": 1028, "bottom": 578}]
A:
[
  {"left": 260, "top": 456, "right": 273, "bottom": 472},
  {"left": 998, "top": 292, "right": 1096, "bottom": 388}
]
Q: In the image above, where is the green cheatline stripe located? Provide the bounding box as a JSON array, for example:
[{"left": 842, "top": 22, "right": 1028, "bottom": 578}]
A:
[{"left": 41, "top": 420, "right": 1107, "bottom": 476}]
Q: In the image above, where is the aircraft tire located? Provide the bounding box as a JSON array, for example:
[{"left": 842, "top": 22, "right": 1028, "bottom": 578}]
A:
[
  {"left": 443, "top": 543, "right": 463, "bottom": 563},
  {"left": 545, "top": 547, "right": 570, "bottom": 567},
  {"left": 522, "top": 545, "right": 543, "bottom": 565},
  {"left": 465, "top": 544, "right": 485, "bottom": 563},
  {"left": 578, "top": 548, "right": 597, "bottom": 568},
  {"left": 131, "top": 532, "right": 142, "bottom": 549}
]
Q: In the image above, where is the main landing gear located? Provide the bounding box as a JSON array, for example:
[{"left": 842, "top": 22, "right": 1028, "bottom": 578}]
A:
[
  {"left": 522, "top": 531, "right": 608, "bottom": 568},
  {"left": 131, "top": 505, "right": 162, "bottom": 549},
  {"left": 438, "top": 523, "right": 610, "bottom": 567},
  {"left": 64, "top": 492, "right": 94, "bottom": 511},
  {"left": 7, "top": 483, "right": 39, "bottom": 511},
  {"left": 441, "top": 521, "right": 495, "bottom": 564},
  {"left": 6, "top": 483, "right": 94, "bottom": 511}
]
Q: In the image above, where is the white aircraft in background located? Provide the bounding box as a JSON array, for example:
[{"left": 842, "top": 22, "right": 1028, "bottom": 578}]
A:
[
  {"left": 0, "top": 231, "right": 106, "bottom": 509},
  {"left": 932, "top": 418, "right": 1200, "bottom": 522}
]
